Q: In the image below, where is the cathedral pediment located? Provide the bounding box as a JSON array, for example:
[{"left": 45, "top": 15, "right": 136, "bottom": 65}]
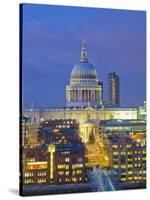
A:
[{"left": 84, "top": 106, "right": 95, "bottom": 111}]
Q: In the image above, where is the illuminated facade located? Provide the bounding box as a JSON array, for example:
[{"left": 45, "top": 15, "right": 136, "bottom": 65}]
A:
[
  {"left": 21, "top": 116, "right": 31, "bottom": 148},
  {"left": 99, "top": 119, "right": 146, "bottom": 187},
  {"left": 110, "top": 136, "right": 146, "bottom": 186},
  {"left": 38, "top": 119, "right": 79, "bottom": 145},
  {"left": 66, "top": 40, "right": 103, "bottom": 107},
  {"left": 23, "top": 106, "right": 139, "bottom": 127},
  {"left": 99, "top": 119, "right": 146, "bottom": 139},
  {"left": 23, "top": 143, "right": 86, "bottom": 185}
]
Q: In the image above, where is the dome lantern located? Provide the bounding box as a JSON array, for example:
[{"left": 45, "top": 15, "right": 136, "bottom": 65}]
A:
[{"left": 80, "top": 39, "right": 88, "bottom": 62}]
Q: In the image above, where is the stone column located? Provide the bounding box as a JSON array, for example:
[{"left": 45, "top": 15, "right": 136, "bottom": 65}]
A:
[
  {"left": 82, "top": 90, "right": 84, "bottom": 102},
  {"left": 72, "top": 90, "right": 75, "bottom": 102},
  {"left": 83, "top": 90, "right": 85, "bottom": 101},
  {"left": 67, "top": 90, "right": 71, "bottom": 102},
  {"left": 70, "top": 90, "right": 72, "bottom": 101},
  {"left": 75, "top": 90, "right": 78, "bottom": 102},
  {"left": 89, "top": 90, "right": 91, "bottom": 102},
  {"left": 78, "top": 90, "right": 82, "bottom": 101},
  {"left": 84, "top": 90, "right": 87, "bottom": 102},
  {"left": 87, "top": 90, "right": 89, "bottom": 102}
]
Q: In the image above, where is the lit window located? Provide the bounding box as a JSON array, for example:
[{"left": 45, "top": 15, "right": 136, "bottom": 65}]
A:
[
  {"left": 76, "top": 170, "right": 82, "bottom": 174},
  {"left": 58, "top": 171, "right": 64, "bottom": 175},
  {"left": 128, "top": 177, "right": 133, "bottom": 180},
  {"left": 121, "top": 152, "right": 126, "bottom": 155},
  {"left": 121, "top": 178, "right": 126, "bottom": 181},
  {"left": 127, "top": 152, "right": 132, "bottom": 155},
  {"left": 113, "top": 152, "right": 119, "bottom": 155},
  {"left": 72, "top": 164, "right": 83, "bottom": 169},
  {"left": 112, "top": 145, "right": 118, "bottom": 149},
  {"left": 65, "top": 158, "right": 70, "bottom": 162},
  {"left": 128, "top": 164, "right": 133, "bottom": 168},
  {"left": 59, "top": 178, "right": 62, "bottom": 183},
  {"left": 113, "top": 165, "right": 118, "bottom": 169},
  {"left": 65, "top": 171, "right": 69, "bottom": 175},
  {"left": 121, "top": 165, "right": 126, "bottom": 169},
  {"left": 57, "top": 164, "right": 69, "bottom": 169},
  {"left": 72, "top": 177, "right": 77, "bottom": 182}
]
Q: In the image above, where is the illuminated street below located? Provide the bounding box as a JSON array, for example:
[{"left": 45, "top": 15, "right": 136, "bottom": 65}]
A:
[{"left": 87, "top": 168, "right": 116, "bottom": 191}]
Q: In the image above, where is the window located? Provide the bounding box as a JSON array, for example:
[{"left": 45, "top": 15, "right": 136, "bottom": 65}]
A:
[
  {"left": 38, "top": 172, "right": 46, "bottom": 176},
  {"left": 72, "top": 177, "right": 77, "bottom": 182},
  {"left": 72, "top": 164, "right": 83, "bottom": 169},
  {"left": 65, "top": 157, "right": 70, "bottom": 162},
  {"left": 128, "top": 164, "right": 133, "bottom": 168},
  {"left": 126, "top": 145, "right": 132, "bottom": 148},
  {"left": 57, "top": 164, "right": 69, "bottom": 169},
  {"left": 76, "top": 170, "right": 82, "bottom": 174},
  {"left": 128, "top": 177, "right": 133, "bottom": 180},
  {"left": 65, "top": 171, "right": 69, "bottom": 176},
  {"left": 112, "top": 145, "right": 118, "bottom": 149},
  {"left": 127, "top": 152, "right": 132, "bottom": 155},
  {"left": 24, "top": 172, "right": 33, "bottom": 177},
  {"left": 58, "top": 171, "right": 64, "bottom": 175},
  {"left": 113, "top": 152, "right": 119, "bottom": 155},
  {"left": 121, "top": 152, "right": 126, "bottom": 155},
  {"left": 65, "top": 178, "right": 70, "bottom": 182},
  {"left": 121, "top": 165, "right": 126, "bottom": 169},
  {"left": 121, "top": 178, "right": 126, "bottom": 181},
  {"left": 24, "top": 179, "right": 33, "bottom": 184},
  {"left": 113, "top": 165, "right": 118, "bottom": 169},
  {"left": 37, "top": 178, "right": 46, "bottom": 183}
]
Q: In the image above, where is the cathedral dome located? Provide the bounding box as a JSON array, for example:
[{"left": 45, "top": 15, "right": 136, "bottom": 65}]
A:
[
  {"left": 70, "top": 61, "right": 97, "bottom": 79},
  {"left": 70, "top": 39, "right": 97, "bottom": 80},
  {"left": 66, "top": 39, "right": 103, "bottom": 108}
]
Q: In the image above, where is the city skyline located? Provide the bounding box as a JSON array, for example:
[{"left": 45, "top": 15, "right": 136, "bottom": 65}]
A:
[
  {"left": 20, "top": 4, "right": 146, "bottom": 196},
  {"left": 22, "top": 4, "right": 146, "bottom": 108}
]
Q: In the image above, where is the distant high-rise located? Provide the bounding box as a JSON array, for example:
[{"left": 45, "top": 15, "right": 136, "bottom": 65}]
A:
[{"left": 108, "top": 72, "right": 120, "bottom": 106}]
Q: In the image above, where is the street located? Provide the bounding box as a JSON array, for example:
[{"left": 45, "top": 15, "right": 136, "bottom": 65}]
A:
[{"left": 87, "top": 167, "right": 115, "bottom": 191}]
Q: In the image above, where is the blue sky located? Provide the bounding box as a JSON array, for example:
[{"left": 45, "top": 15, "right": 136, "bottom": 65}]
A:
[{"left": 21, "top": 4, "right": 146, "bottom": 108}]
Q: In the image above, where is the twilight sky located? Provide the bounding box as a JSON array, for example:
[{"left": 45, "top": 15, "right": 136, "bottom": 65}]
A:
[{"left": 21, "top": 4, "right": 146, "bottom": 108}]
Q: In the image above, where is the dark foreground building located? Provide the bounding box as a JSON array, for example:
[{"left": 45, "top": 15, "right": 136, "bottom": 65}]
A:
[
  {"left": 108, "top": 72, "right": 120, "bottom": 106},
  {"left": 22, "top": 142, "right": 86, "bottom": 185}
]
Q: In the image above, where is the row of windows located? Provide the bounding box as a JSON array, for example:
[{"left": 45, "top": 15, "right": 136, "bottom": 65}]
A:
[
  {"left": 112, "top": 144, "right": 132, "bottom": 149},
  {"left": 57, "top": 164, "right": 69, "bottom": 169},
  {"left": 121, "top": 176, "right": 146, "bottom": 182},
  {"left": 113, "top": 151, "right": 146, "bottom": 156},
  {"left": 65, "top": 158, "right": 70, "bottom": 162},
  {"left": 58, "top": 169, "right": 83, "bottom": 176},
  {"left": 24, "top": 173, "right": 33, "bottom": 177},
  {"left": 57, "top": 163, "right": 84, "bottom": 170},
  {"left": 113, "top": 163, "right": 145, "bottom": 169},
  {"left": 121, "top": 170, "right": 146, "bottom": 176},
  {"left": 72, "top": 164, "right": 84, "bottom": 169},
  {"left": 113, "top": 156, "right": 145, "bottom": 161},
  {"left": 55, "top": 125, "right": 71, "bottom": 128},
  {"left": 24, "top": 178, "right": 47, "bottom": 184},
  {"left": 38, "top": 172, "right": 46, "bottom": 176},
  {"left": 58, "top": 177, "right": 82, "bottom": 183},
  {"left": 26, "top": 158, "right": 35, "bottom": 162},
  {"left": 24, "top": 179, "right": 33, "bottom": 184},
  {"left": 37, "top": 178, "right": 47, "bottom": 183}
]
